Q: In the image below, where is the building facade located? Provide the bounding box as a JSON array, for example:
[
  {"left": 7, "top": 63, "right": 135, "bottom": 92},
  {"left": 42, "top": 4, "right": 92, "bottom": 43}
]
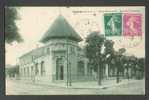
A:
[{"left": 19, "top": 15, "right": 95, "bottom": 84}]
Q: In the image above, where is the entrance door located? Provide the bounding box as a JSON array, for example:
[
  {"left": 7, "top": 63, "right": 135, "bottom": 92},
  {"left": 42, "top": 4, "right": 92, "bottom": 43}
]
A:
[
  {"left": 56, "top": 58, "right": 64, "bottom": 80},
  {"left": 60, "top": 65, "right": 64, "bottom": 80}
]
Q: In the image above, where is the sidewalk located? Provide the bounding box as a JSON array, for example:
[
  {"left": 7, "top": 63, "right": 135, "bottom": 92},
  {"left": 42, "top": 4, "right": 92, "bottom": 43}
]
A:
[
  {"left": 8, "top": 78, "right": 144, "bottom": 89},
  {"left": 49, "top": 79, "right": 143, "bottom": 89},
  {"left": 71, "top": 79, "right": 141, "bottom": 89}
]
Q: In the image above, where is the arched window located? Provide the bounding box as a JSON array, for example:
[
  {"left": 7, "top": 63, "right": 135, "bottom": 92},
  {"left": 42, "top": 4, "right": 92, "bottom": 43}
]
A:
[{"left": 41, "top": 61, "right": 45, "bottom": 76}]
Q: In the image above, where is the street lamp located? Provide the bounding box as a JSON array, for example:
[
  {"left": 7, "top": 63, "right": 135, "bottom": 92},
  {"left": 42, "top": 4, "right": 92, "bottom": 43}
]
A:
[
  {"left": 68, "top": 62, "right": 72, "bottom": 86},
  {"left": 66, "top": 38, "right": 72, "bottom": 87},
  {"left": 66, "top": 38, "right": 69, "bottom": 87}
]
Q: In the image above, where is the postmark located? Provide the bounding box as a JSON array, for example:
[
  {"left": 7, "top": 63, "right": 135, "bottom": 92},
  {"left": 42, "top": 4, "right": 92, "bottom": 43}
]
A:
[
  {"left": 116, "top": 36, "right": 143, "bottom": 48},
  {"left": 123, "top": 13, "right": 142, "bottom": 36},
  {"left": 104, "top": 13, "right": 122, "bottom": 36}
]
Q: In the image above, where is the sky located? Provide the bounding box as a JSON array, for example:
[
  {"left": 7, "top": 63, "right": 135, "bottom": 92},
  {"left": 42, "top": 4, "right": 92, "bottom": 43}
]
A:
[{"left": 5, "top": 6, "right": 145, "bottom": 66}]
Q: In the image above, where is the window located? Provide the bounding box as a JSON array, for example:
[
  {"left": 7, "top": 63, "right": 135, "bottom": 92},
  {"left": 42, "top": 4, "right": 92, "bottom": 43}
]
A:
[
  {"left": 21, "top": 68, "right": 24, "bottom": 76},
  {"left": 24, "top": 68, "right": 26, "bottom": 76},
  {"left": 35, "top": 63, "right": 39, "bottom": 75},
  {"left": 41, "top": 61, "right": 45, "bottom": 76},
  {"left": 77, "top": 61, "right": 85, "bottom": 76},
  {"left": 27, "top": 67, "right": 29, "bottom": 76},
  {"left": 87, "top": 63, "right": 92, "bottom": 75},
  {"left": 31, "top": 66, "right": 34, "bottom": 75},
  {"left": 69, "top": 47, "right": 75, "bottom": 55},
  {"left": 47, "top": 48, "right": 50, "bottom": 54}
]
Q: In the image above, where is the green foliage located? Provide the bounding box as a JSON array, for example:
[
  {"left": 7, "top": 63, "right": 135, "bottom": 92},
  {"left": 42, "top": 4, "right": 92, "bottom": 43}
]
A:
[
  {"left": 118, "top": 48, "right": 126, "bottom": 55},
  {"left": 85, "top": 31, "right": 105, "bottom": 85},
  {"left": 6, "top": 65, "right": 19, "bottom": 77},
  {"left": 104, "top": 40, "right": 115, "bottom": 65},
  {"left": 85, "top": 31, "right": 144, "bottom": 82},
  {"left": 104, "top": 40, "right": 114, "bottom": 55},
  {"left": 84, "top": 30, "right": 145, "bottom": 83},
  {"left": 5, "top": 7, "right": 23, "bottom": 44},
  {"left": 137, "top": 58, "right": 144, "bottom": 71},
  {"left": 85, "top": 31, "right": 105, "bottom": 64}
]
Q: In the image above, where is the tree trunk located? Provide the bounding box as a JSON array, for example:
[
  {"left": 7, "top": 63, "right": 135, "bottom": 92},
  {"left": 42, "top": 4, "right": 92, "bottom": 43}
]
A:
[
  {"left": 97, "top": 64, "right": 102, "bottom": 85},
  {"left": 134, "top": 68, "right": 136, "bottom": 79},
  {"left": 127, "top": 67, "right": 129, "bottom": 80},
  {"left": 116, "top": 67, "right": 120, "bottom": 83}
]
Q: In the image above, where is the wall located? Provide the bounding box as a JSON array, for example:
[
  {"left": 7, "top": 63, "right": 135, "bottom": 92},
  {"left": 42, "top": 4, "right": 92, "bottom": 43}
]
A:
[{"left": 19, "top": 38, "right": 96, "bottom": 84}]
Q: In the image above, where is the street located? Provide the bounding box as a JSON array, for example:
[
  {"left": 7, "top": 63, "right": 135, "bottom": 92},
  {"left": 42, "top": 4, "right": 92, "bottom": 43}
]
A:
[{"left": 6, "top": 79, "right": 145, "bottom": 95}]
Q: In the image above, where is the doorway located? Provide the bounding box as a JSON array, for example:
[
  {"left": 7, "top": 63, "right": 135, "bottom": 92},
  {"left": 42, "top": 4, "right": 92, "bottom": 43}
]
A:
[{"left": 56, "top": 58, "right": 64, "bottom": 80}]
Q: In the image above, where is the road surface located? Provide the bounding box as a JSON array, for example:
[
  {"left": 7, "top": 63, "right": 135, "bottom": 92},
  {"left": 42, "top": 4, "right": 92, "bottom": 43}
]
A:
[{"left": 6, "top": 79, "right": 145, "bottom": 95}]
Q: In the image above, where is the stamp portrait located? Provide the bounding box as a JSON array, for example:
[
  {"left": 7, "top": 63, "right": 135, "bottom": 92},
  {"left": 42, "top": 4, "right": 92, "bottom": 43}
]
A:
[
  {"left": 123, "top": 13, "right": 142, "bottom": 37},
  {"left": 104, "top": 13, "right": 122, "bottom": 36}
]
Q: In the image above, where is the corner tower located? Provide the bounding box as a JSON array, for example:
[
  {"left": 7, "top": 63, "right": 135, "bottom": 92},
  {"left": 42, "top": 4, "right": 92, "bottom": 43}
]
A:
[
  {"left": 40, "top": 15, "right": 82, "bottom": 82},
  {"left": 40, "top": 15, "right": 82, "bottom": 43}
]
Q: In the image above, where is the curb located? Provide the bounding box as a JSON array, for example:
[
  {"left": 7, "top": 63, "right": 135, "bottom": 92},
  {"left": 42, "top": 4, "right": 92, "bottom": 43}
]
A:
[{"left": 61, "top": 80, "right": 140, "bottom": 89}]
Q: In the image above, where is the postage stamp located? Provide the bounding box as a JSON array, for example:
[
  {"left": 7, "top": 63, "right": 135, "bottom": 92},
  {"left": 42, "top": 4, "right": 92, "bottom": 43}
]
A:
[
  {"left": 104, "top": 13, "right": 122, "bottom": 36},
  {"left": 123, "top": 13, "right": 142, "bottom": 36}
]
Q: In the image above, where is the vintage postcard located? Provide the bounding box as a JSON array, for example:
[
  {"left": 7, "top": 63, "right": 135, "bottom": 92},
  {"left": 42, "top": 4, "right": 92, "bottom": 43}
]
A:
[{"left": 5, "top": 6, "right": 145, "bottom": 95}]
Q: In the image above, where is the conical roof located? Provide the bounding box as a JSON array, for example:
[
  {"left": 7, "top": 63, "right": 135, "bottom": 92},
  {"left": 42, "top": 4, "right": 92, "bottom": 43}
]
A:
[{"left": 40, "top": 15, "right": 82, "bottom": 43}]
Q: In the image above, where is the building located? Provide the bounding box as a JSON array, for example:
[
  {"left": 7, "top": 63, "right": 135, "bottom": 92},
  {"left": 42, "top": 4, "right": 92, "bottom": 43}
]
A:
[
  {"left": 19, "top": 15, "right": 95, "bottom": 84},
  {"left": 18, "top": 15, "right": 145, "bottom": 85}
]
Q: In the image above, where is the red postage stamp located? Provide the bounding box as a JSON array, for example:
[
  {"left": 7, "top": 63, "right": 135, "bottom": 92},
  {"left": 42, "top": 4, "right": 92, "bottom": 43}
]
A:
[{"left": 123, "top": 13, "right": 142, "bottom": 36}]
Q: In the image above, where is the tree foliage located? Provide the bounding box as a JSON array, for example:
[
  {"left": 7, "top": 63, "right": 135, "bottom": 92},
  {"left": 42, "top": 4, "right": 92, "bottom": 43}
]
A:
[
  {"left": 85, "top": 30, "right": 144, "bottom": 84},
  {"left": 85, "top": 32, "right": 105, "bottom": 68},
  {"left": 104, "top": 40, "right": 115, "bottom": 68},
  {"left": 5, "top": 7, "right": 23, "bottom": 44},
  {"left": 85, "top": 31, "right": 105, "bottom": 85},
  {"left": 113, "top": 48, "right": 126, "bottom": 83},
  {"left": 6, "top": 65, "right": 19, "bottom": 77},
  {"left": 104, "top": 40, "right": 114, "bottom": 55}
]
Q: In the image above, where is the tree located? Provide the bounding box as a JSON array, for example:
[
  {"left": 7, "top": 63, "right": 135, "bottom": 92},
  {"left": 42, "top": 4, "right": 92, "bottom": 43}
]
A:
[
  {"left": 104, "top": 40, "right": 114, "bottom": 55},
  {"left": 136, "top": 58, "right": 144, "bottom": 79},
  {"left": 129, "top": 56, "right": 138, "bottom": 79},
  {"left": 115, "top": 48, "right": 126, "bottom": 83},
  {"left": 123, "top": 55, "right": 139, "bottom": 80},
  {"left": 123, "top": 55, "right": 132, "bottom": 80},
  {"left": 5, "top": 7, "right": 23, "bottom": 44},
  {"left": 104, "top": 40, "right": 115, "bottom": 77},
  {"left": 85, "top": 31, "right": 105, "bottom": 85},
  {"left": 118, "top": 48, "right": 126, "bottom": 54},
  {"left": 6, "top": 65, "right": 19, "bottom": 78},
  {"left": 120, "top": 55, "right": 128, "bottom": 78}
]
